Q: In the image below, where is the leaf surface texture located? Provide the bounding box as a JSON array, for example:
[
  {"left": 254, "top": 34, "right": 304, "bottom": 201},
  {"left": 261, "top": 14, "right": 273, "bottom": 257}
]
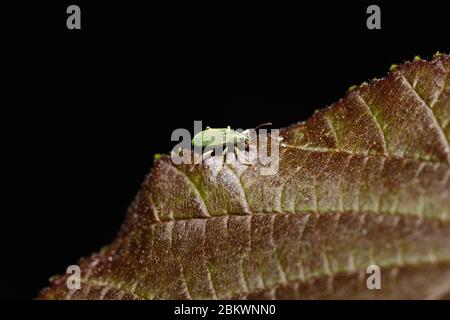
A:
[{"left": 39, "top": 55, "right": 450, "bottom": 300}]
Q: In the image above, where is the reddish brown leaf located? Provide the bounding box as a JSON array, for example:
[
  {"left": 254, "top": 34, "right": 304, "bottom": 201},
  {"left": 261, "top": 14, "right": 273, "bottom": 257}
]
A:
[{"left": 38, "top": 54, "right": 450, "bottom": 300}]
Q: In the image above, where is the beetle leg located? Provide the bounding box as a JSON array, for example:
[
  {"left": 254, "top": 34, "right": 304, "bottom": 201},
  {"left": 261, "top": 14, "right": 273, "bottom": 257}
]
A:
[
  {"left": 235, "top": 146, "right": 251, "bottom": 166},
  {"left": 190, "top": 148, "right": 214, "bottom": 172},
  {"left": 188, "top": 150, "right": 202, "bottom": 171},
  {"left": 202, "top": 149, "right": 214, "bottom": 160},
  {"left": 221, "top": 146, "right": 227, "bottom": 164}
]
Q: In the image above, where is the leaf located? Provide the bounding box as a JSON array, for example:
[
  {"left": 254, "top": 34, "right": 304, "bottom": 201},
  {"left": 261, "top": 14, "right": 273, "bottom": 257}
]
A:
[{"left": 39, "top": 54, "right": 450, "bottom": 300}]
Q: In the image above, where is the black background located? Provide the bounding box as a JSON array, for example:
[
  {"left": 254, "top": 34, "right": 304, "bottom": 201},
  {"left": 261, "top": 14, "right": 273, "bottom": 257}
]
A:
[{"left": 2, "top": 1, "right": 449, "bottom": 301}]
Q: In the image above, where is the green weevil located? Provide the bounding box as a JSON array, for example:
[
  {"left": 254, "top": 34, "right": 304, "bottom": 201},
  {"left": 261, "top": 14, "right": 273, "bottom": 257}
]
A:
[{"left": 191, "top": 123, "right": 272, "bottom": 162}]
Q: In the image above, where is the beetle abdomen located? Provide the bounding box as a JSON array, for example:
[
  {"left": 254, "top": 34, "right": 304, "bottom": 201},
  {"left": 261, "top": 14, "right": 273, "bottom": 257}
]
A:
[{"left": 192, "top": 129, "right": 228, "bottom": 147}]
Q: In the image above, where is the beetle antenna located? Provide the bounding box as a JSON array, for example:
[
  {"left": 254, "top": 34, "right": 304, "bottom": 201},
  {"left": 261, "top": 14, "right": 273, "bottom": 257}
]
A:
[{"left": 254, "top": 122, "right": 272, "bottom": 130}]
